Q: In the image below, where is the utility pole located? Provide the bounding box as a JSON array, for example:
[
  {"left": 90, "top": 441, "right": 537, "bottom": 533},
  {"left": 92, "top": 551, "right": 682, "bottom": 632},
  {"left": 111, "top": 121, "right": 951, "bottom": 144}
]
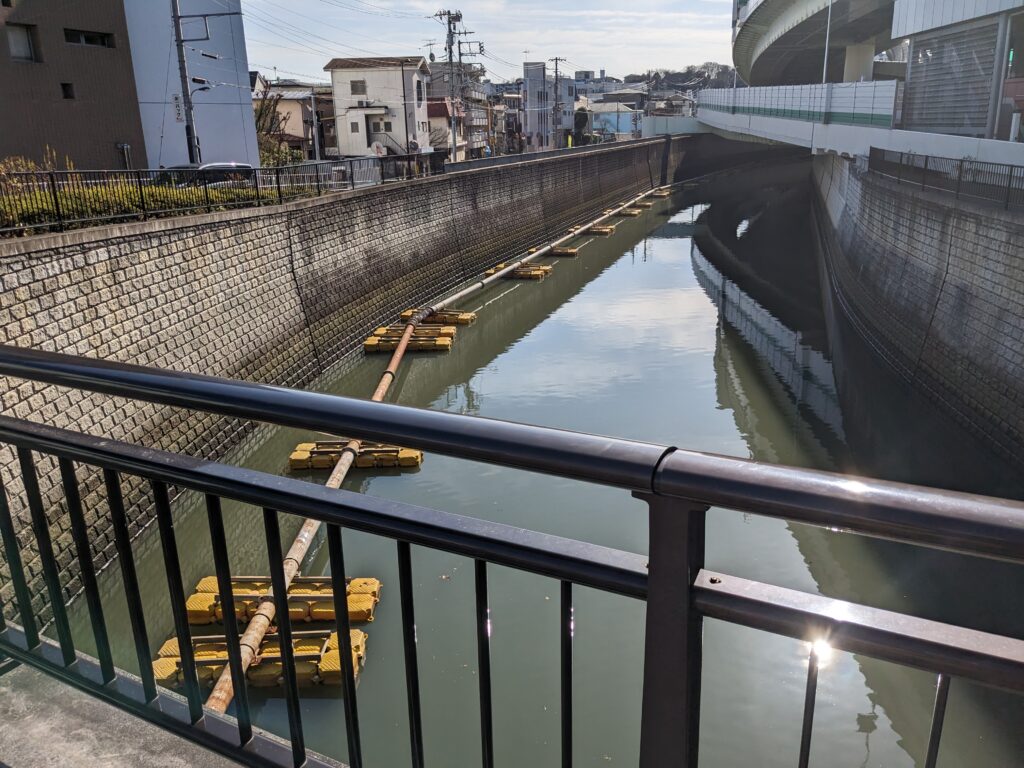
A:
[
  {"left": 435, "top": 9, "right": 462, "bottom": 162},
  {"left": 310, "top": 91, "right": 321, "bottom": 161},
  {"left": 550, "top": 56, "right": 566, "bottom": 148},
  {"left": 170, "top": 1, "right": 241, "bottom": 165},
  {"left": 171, "top": 0, "right": 200, "bottom": 164},
  {"left": 822, "top": 0, "right": 834, "bottom": 84}
]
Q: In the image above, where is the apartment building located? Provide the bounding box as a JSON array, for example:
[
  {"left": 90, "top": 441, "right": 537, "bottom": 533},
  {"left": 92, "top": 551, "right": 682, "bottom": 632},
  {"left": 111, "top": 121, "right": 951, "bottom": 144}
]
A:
[{"left": 0, "top": 0, "right": 258, "bottom": 169}]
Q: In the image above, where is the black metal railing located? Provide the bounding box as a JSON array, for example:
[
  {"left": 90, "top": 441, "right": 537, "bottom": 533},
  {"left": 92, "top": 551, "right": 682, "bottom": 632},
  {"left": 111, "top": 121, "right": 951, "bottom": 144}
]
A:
[
  {"left": 1, "top": 346, "right": 1024, "bottom": 768},
  {"left": 0, "top": 154, "right": 446, "bottom": 238},
  {"left": 868, "top": 147, "right": 1024, "bottom": 210}
]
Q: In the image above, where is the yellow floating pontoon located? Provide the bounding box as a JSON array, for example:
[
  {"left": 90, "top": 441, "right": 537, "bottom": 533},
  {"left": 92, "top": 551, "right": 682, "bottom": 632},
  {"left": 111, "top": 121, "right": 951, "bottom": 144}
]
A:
[
  {"left": 184, "top": 576, "right": 382, "bottom": 625},
  {"left": 288, "top": 440, "right": 423, "bottom": 471},
  {"left": 399, "top": 308, "right": 477, "bottom": 325},
  {"left": 364, "top": 335, "right": 451, "bottom": 353},
  {"left": 484, "top": 263, "right": 554, "bottom": 280},
  {"left": 153, "top": 629, "right": 369, "bottom": 689}
]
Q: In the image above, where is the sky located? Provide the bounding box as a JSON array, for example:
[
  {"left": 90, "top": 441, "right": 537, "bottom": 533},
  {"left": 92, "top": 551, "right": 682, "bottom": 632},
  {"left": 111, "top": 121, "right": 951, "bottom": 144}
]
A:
[{"left": 240, "top": 0, "right": 734, "bottom": 85}]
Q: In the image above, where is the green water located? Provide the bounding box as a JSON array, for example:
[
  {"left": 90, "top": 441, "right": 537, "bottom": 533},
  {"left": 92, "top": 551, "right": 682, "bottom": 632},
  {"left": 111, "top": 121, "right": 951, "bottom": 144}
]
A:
[{"left": 67, "top": 182, "right": 1024, "bottom": 768}]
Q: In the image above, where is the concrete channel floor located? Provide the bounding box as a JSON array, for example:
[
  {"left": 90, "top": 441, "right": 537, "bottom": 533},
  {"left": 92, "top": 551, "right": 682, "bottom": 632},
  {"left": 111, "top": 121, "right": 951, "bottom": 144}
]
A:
[{"left": 0, "top": 662, "right": 236, "bottom": 767}]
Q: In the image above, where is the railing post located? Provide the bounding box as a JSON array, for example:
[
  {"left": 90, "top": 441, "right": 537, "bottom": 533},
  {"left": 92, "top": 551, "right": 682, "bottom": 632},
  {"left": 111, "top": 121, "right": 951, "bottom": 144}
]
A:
[
  {"left": 203, "top": 173, "right": 212, "bottom": 212},
  {"left": 897, "top": 152, "right": 904, "bottom": 185},
  {"left": 315, "top": 163, "right": 322, "bottom": 196},
  {"left": 635, "top": 492, "right": 708, "bottom": 768},
  {"left": 955, "top": 159, "right": 964, "bottom": 200},
  {"left": 275, "top": 166, "right": 283, "bottom": 205},
  {"left": 349, "top": 160, "right": 356, "bottom": 190},
  {"left": 135, "top": 170, "right": 147, "bottom": 220},
  {"left": 921, "top": 155, "right": 929, "bottom": 191},
  {"left": 47, "top": 171, "right": 64, "bottom": 232},
  {"left": 1005, "top": 165, "right": 1015, "bottom": 210}
]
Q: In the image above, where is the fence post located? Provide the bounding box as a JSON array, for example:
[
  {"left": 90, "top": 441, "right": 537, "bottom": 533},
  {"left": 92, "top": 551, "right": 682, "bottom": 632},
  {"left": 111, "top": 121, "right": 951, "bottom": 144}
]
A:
[
  {"left": 921, "top": 155, "right": 929, "bottom": 191},
  {"left": 349, "top": 160, "right": 356, "bottom": 190},
  {"left": 202, "top": 174, "right": 212, "bottom": 213},
  {"left": 47, "top": 171, "right": 64, "bottom": 232},
  {"left": 315, "top": 163, "right": 322, "bottom": 196},
  {"left": 1006, "top": 166, "right": 1015, "bottom": 210},
  {"left": 955, "top": 159, "right": 964, "bottom": 200},
  {"left": 135, "top": 170, "right": 147, "bottom": 220},
  {"left": 635, "top": 492, "right": 708, "bottom": 768},
  {"left": 253, "top": 168, "right": 262, "bottom": 206},
  {"left": 275, "top": 166, "right": 283, "bottom": 205}
]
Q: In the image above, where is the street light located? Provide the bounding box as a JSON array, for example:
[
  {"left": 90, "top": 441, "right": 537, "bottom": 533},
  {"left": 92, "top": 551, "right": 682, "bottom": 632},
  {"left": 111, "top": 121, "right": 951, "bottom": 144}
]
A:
[{"left": 188, "top": 78, "right": 213, "bottom": 163}]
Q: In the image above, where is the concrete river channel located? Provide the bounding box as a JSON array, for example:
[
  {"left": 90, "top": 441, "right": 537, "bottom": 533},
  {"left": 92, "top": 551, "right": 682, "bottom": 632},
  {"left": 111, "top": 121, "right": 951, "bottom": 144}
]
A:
[{"left": 67, "top": 164, "right": 1024, "bottom": 767}]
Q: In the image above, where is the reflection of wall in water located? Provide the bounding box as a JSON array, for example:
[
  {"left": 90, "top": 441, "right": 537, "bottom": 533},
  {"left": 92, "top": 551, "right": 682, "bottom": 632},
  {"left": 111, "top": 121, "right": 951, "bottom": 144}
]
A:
[{"left": 693, "top": 245, "right": 845, "bottom": 442}]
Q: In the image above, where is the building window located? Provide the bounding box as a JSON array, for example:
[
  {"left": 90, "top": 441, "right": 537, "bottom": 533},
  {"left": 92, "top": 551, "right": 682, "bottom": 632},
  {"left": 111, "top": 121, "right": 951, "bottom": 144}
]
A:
[
  {"left": 372, "top": 121, "right": 381, "bottom": 132},
  {"left": 350, "top": 121, "right": 359, "bottom": 133},
  {"left": 6, "top": 24, "right": 37, "bottom": 62},
  {"left": 64, "top": 29, "right": 114, "bottom": 47},
  {"left": 384, "top": 121, "right": 392, "bottom": 132},
  {"left": 61, "top": 82, "right": 75, "bottom": 99},
  {"left": 350, "top": 79, "right": 367, "bottom": 95},
  {"left": 416, "top": 79, "right": 423, "bottom": 105},
  {"left": 1, "top": 1, "right": 13, "bottom": 7}
]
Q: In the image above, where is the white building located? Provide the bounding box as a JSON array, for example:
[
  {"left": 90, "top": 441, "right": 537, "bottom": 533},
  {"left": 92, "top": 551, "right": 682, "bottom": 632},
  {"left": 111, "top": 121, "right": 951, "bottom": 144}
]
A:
[
  {"left": 522, "top": 62, "right": 576, "bottom": 151},
  {"left": 324, "top": 56, "right": 431, "bottom": 157},
  {"left": 123, "top": 0, "right": 259, "bottom": 168}
]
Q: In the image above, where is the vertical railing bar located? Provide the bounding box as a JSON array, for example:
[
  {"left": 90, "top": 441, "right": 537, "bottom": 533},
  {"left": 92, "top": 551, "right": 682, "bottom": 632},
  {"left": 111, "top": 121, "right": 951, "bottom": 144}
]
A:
[
  {"left": 397, "top": 540, "right": 425, "bottom": 768},
  {"left": 327, "top": 524, "right": 363, "bottom": 768},
  {"left": 0, "top": 476, "right": 37, "bottom": 647},
  {"left": 17, "top": 448, "right": 75, "bottom": 667},
  {"left": 152, "top": 479, "right": 203, "bottom": 723},
  {"left": 637, "top": 496, "right": 707, "bottom": 768},
  {"left": 560, "top": 580, "right": 573, "bottom": 768},
  {"left": 105, "top": 468, "right": 157, "bottom": 702},
  {"left": 474, "top": 559, "right": 494, "bottom": 768},
  {"left": 923, "top": 674, "right": 951, "bottom": 768},
  {"left": 262, "top": 508, "right": 306, "bottom": 767},
  {"left": 796, "top": 648, "right": 820, "bottom": 768},
  {"left": 59, "top": 458, "right": 114, "bottom": 683},
  {"left": 204, "top": 494, "right": 253, "bottom": 746}
]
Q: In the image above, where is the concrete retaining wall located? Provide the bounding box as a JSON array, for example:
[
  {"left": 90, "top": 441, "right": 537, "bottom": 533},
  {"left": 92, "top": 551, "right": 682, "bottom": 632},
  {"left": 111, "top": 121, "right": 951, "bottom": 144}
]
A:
[
  {"left": 813, "top": 153, "right": 1024, "bottom": 467},
  {"left": 0, "top": 135, "right": 703, "bottom": 617}
]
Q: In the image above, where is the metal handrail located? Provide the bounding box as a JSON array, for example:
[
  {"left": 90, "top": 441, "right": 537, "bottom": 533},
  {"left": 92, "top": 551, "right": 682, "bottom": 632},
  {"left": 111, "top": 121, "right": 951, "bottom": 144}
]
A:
[
  {"left": 3, "top": 344, "right": 1024, "bottom": 767},
  {"left": 2, "top": 345, "right": 1024, "bottom": 562}
]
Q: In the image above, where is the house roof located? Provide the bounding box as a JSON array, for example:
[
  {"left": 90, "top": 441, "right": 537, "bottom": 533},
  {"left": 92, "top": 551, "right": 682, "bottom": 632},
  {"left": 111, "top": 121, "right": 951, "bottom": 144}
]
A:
[
  {"left": 588, "top": 102, "right": 635, "bottom": 113},
  {"left": 324, "top": 56, "right": 428, "bottom": 72}
]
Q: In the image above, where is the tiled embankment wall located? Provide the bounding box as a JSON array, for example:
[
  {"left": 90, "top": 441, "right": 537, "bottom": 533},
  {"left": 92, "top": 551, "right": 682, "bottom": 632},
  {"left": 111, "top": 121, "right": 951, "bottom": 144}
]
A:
[
  {"left": 813, "top": 153, "right": 1024, "bottom": 468},
  {"left": 0, "top": 134, "right": 744, "bottom": 618}
]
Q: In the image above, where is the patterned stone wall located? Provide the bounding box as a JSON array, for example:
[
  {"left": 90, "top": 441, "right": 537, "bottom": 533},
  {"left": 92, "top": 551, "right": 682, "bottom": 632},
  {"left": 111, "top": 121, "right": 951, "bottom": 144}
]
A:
[
  {"left": 814, "top": 153, "right": 1024, "bottom": 468},
  {"left": 0, "top": 136, "right": 699, "bottom": 618}
]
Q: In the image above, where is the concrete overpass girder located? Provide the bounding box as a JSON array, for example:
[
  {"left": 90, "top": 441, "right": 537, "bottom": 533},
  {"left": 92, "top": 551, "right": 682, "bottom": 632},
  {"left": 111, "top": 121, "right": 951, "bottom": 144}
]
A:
[{"left": 735, "top": 0, "right": 895, "bottom": 85}]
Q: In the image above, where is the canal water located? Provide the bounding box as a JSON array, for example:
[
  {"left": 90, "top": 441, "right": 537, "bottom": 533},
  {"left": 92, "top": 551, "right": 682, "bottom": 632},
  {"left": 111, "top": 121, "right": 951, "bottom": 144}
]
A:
[{"left": 68, "top": 164, "right": 1024, "bottom": 768}]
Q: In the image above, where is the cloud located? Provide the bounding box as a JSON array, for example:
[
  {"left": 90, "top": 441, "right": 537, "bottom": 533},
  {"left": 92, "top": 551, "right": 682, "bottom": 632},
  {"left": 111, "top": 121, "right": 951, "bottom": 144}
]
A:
[{"left": 240, "top": 0, "right": 734, "bottom": 83}]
